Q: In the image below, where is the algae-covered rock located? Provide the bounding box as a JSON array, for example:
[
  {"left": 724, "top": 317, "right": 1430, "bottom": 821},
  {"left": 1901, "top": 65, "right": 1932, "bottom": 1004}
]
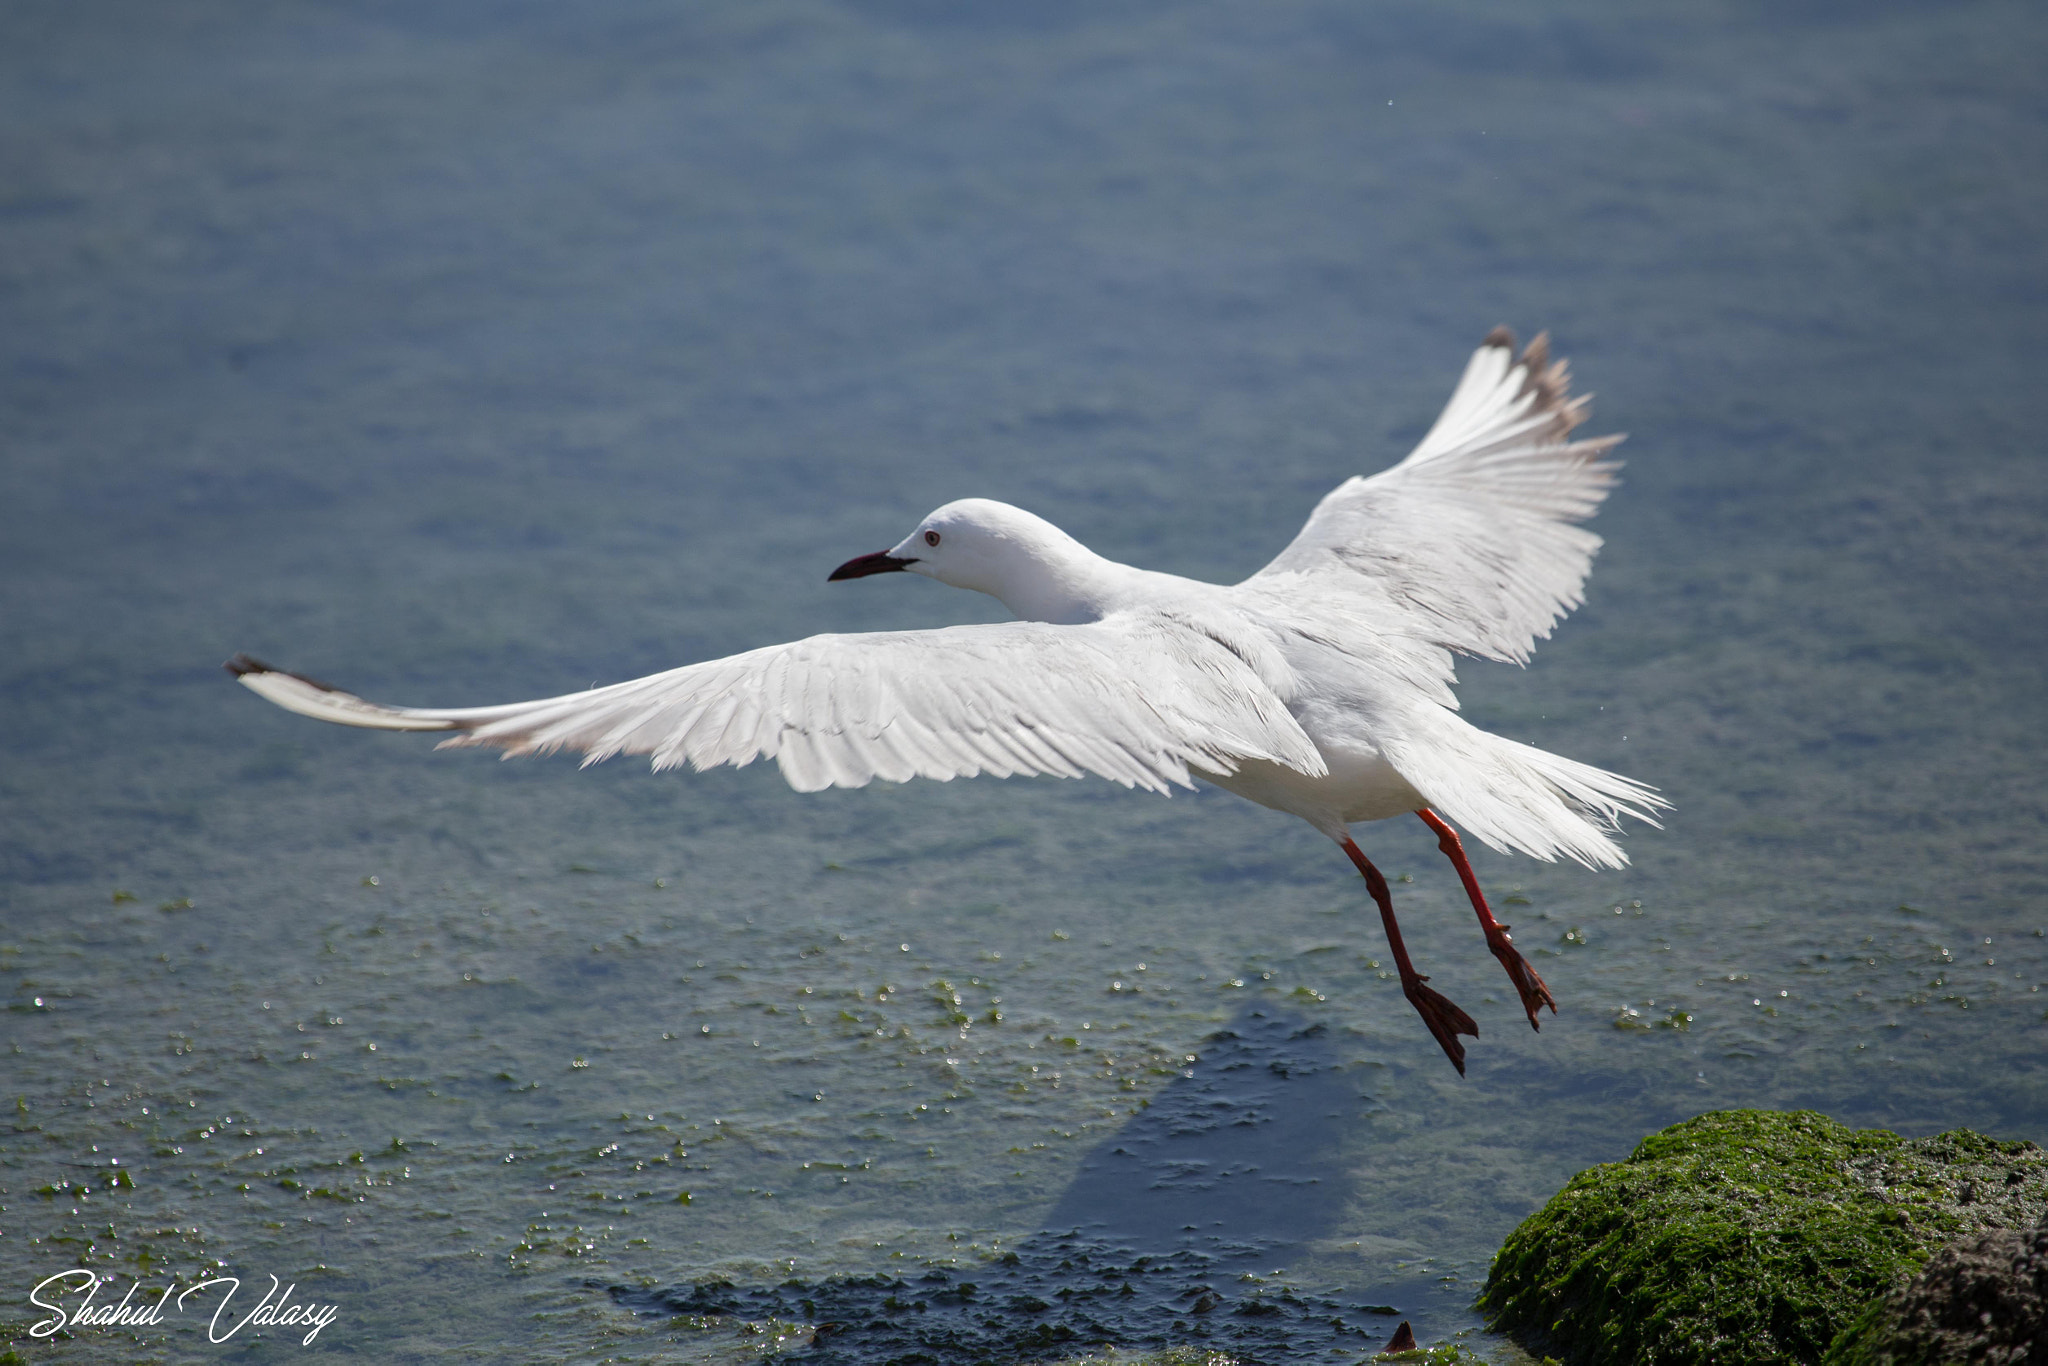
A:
[
  {"left": 1479, "top": 1110, "right": 2048, "bottom": 1366},
  {"left": 1822, "top": 1221, "right": 2048, "bottom": 1366}
]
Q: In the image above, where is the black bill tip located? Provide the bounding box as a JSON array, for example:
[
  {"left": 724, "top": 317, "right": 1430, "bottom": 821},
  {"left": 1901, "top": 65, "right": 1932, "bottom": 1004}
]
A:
[{"left": 827, "top": 551, "right": 915, "bottom": 582}]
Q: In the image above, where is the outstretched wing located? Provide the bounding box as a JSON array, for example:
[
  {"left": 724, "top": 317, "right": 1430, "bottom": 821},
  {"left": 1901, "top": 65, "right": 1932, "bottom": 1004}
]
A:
[
  {"left": 226, "top": 613, "right": 1325, "bottom": 796},
  {"left": 1246, "top": 328, "right": 1623, "bottom": 668}
]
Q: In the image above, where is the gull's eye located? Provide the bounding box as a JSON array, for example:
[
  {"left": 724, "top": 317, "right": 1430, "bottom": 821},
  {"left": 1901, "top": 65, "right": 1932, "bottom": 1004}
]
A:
[{"left": 924, "top": 530, "right": 941, "bottom": 547}]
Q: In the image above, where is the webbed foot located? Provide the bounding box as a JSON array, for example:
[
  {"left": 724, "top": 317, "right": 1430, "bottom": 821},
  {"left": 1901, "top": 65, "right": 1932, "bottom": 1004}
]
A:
[
  {"left": 1401, "top": 972, "right": 1479, "bottom": 1075},
  {"left": 1486, "top": 925, "right": 1558, "bottom": 1030}
]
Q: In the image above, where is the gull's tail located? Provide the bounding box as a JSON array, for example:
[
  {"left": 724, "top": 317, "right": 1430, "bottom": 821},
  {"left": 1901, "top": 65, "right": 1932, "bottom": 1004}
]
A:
[{"left": 1379, "top": 706, "right": 1667, "bottom": 869}]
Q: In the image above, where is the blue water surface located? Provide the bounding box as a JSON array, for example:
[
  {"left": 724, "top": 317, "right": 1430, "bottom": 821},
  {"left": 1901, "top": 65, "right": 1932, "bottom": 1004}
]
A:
[{"left": 3, "top": 2, "right": 2046, "bottom": 1361}]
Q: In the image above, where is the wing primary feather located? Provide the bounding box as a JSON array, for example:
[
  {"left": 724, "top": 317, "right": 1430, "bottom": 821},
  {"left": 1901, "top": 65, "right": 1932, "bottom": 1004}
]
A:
[
  {"left": 1245, "top": 328, "right": 1626, "bottom": 672},
  {"left": 233, "top": 611, "right": 1318, "bottom": 797}
]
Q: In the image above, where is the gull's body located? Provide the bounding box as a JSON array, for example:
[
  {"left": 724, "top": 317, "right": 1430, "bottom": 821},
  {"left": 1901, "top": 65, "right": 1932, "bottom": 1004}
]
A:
[{"left": 230, "top": 328, "right": 1665, "bottom": 1073}]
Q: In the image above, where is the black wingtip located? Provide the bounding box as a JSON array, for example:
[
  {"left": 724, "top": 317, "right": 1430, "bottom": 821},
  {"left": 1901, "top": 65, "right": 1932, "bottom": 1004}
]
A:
[
  {"left": 1482, "top": 324, "right": 1516, "bottom": 351},
  {"left": 224, "top": 653, "right": 345, "bottom": 693}
]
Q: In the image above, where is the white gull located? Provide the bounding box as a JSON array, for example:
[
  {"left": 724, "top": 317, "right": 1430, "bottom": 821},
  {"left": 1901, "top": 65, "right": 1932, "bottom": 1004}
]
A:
[{"left": 228, "top": 327, "right": 1666, "bottom": 1073}]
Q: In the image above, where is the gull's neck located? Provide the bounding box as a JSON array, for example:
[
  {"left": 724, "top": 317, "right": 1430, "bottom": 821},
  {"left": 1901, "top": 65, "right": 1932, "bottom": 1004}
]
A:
[{"left": 991, "top": 543, "right": 1148, "bottom": 625}]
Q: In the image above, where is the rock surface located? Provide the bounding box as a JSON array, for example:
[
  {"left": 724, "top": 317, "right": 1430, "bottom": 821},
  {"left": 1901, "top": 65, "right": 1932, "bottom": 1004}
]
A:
[
  {"left": 1479, "top": 1110, "right": 2048, "bottom": 1366},
  {"left": 1823, "top": 1222, "right": 2048, "bottom": 1366}
]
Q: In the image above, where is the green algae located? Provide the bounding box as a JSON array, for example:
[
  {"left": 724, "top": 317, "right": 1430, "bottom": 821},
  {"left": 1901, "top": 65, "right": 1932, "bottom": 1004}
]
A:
[
  {"left": 1480, "top": 1110, "right": 2048, "bottom": 1366},
  {"left": 1045, "top": 1349, "right": 1521, "bottom": 1366},
  {"left": 1822, "top": 1296, "right": 1906, "bottom": 1366},
  {"left": 1044, "top": 1350, "right": 1239, "bottom": 1366}
]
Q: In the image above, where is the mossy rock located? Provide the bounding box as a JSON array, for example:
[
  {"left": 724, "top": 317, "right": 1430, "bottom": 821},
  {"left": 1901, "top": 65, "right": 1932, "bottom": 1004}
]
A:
[
  {"left": 1480, "top": 1109, "right": 2048, "bottom": 1366},
  {"left": 1822, "top": 1222, "right": 2048, "bottom": 1365}
]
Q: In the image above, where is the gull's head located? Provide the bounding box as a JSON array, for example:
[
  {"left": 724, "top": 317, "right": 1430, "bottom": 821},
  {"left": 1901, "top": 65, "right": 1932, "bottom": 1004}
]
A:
[{"left": 828, "top": 498, "right": 1108, "bottom": 622}]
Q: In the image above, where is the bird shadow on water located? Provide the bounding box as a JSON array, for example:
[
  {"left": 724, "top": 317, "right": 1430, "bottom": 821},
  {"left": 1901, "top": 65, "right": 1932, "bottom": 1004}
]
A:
[{"left": 610, "top": 1006, "right": 1439, "bottom": 1363}]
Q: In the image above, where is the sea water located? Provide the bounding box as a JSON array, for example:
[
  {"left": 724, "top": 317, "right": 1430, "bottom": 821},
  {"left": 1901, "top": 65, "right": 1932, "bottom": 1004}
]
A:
[{"left": 3, "top": 1, "right": 2045, "bottom": 1359}]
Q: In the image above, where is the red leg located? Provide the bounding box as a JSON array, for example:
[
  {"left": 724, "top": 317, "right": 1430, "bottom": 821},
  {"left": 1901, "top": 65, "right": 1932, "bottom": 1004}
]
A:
[
  {"left": 1416, "top": 808, "right": 1557, "bottom": 1029},
  {"left": 1340, "top": 836, "right": 1478, "bottom": 1075}
]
